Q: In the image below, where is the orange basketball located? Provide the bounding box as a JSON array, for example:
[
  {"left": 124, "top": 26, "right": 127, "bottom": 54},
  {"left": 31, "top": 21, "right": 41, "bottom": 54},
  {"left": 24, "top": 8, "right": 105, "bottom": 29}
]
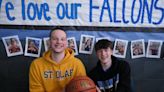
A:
[{"left": 65, "top": 76, "right": 97, "bottom": 92}]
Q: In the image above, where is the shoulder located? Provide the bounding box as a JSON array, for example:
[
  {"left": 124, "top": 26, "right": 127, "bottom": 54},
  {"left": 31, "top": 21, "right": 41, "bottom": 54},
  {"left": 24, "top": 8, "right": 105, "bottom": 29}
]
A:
[
  {"left": 116, "top": 59, "right": 130, "bottom": 68},
  {"left": 112, "top": 56, "right": 130, "bottom": 67},
  {"left": 72, "top": 57, "right": 83, "bottom": 63},
  {"left": 30, "top": 57, "right": 45, "bottom": 66},
  {"left": 117, "top": 59, "right": 130, "bottom": 66},
  {"left": 116, "top": 60, "right": 131, "bottom": 74},
  {"left": 112, "top": 57, "right": 130, "bottom": 72},
  {"left": 88, "top": 65, "right": 100, "bottom": 77},
  {"left": 68, "top": 57, "right": 86, "bottom": 68}
]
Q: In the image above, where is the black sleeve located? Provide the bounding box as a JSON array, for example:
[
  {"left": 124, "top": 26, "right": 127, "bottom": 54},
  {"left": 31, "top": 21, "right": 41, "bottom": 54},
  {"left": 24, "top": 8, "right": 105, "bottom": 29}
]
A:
[
  {"left": 116, "top": 61, "right": 131, "bottom": 92},
  {"left": 87, "top": 68, "right": 98, "bottom": 86}
]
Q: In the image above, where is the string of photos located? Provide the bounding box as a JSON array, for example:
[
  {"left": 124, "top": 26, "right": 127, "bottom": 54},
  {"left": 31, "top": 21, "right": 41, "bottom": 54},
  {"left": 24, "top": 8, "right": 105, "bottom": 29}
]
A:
[{"left": 1, "top": 35, "right": 163, "bottom": 59}]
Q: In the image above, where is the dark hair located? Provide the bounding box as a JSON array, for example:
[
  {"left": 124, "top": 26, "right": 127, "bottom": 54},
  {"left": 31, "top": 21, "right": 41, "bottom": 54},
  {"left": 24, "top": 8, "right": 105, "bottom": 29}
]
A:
[
  {"left": 49, "top": 27, "right": 65, "bottom": 38},
  {"left": 95, "top": 39, "right": 113, "bottom": 52}
]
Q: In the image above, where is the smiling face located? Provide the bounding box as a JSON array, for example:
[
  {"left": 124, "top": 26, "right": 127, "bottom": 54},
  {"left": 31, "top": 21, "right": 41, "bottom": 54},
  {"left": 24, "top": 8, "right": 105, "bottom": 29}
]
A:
[
  {"left": 96, "top": 47, "right": 113, "bottom": 64},
  {"left": 50, "top": 29, "right": 67, "bottom": 54},
  {"left": 95, "top": 39, "right": 113, "bottom": 65}
]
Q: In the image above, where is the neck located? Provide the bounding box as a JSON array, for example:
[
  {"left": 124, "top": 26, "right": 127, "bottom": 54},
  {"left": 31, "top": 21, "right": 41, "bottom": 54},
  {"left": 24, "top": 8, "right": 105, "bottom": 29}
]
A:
[
  {"left": 101, "top": 58, "right": 112, "bottom": 71},
  {"left": 51, "top": 51, "right": 65, "bottom": 63}
]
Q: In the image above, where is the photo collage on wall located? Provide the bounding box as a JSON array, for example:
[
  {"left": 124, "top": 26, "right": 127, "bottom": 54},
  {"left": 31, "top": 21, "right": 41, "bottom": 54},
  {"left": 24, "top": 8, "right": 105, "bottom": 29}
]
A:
[
  {"left": 67, "top": 37, "right": 78, "bottom": 55},
  {"left": 24, "top": 37, "right": 42, "bottom": 57},
  {"left": 43, "top": 37, "right": 50, "bottom": 51},
  {"left": 79, "top": 35, "right": 95, "bottom": 54},
  {"left": 1, "top": 35, "right": 164, "bottom": 59},
  {"left": 2, "top": 35, "right": 23, "bottom": 57},
  {"left": 113, "top": 39, "right": 128, "bottom": 58},
  {"left": 131, "top": 39, "right": 145, "bottom": 59}
]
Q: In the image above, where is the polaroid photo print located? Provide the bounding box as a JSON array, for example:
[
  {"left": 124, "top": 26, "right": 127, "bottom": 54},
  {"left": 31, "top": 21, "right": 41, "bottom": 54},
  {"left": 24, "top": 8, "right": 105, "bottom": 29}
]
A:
[
  {"left": 2, "top": 35, "right": 23, "bottom": 57},
  {"left": 24, "top": 37, "right": 42, "bottom": 57},
  {"left": 113, "top": 39, "right": 128, "bottom": 58},
  {"left": 43, "top": 37, "right": 50, "bottom": 51},
  {"left": 146, "top": 40, "right": 163, "bottom": 58},
  {"left": 67, "top": 37, "right": 78, "bottom": 55},
  {"left": 96, "top": 37, "right": 112, "bottom": 42},
  {"left": 131, "top": 39, "right": 145, "bottom": 59},
  {"left": 79, "top": 35, "right": 95, "bottom": 54}
]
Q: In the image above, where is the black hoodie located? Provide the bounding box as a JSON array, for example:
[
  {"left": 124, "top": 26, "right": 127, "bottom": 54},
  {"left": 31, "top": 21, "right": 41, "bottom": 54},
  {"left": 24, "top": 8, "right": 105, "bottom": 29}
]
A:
[{"left": 88, "top": 56, "right": 131, "bottom": 92}]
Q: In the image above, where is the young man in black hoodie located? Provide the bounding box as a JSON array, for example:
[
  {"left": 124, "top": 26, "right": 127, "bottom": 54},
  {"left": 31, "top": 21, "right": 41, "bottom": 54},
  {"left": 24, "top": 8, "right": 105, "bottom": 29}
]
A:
[{"left": 88, "top": 39, "right": 131, "bottom": 92}]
